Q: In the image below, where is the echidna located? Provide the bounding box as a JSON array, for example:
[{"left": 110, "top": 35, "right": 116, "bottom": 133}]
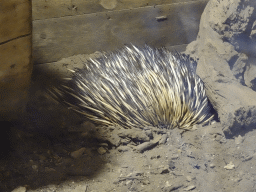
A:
[{"left": 50, "top": 45, "right": 215, "bottom": 129}]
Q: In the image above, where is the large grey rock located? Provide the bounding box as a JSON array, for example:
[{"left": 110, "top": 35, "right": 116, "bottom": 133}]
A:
[{"left": 185, "top": 0, "right": 256, "bottom": 137}]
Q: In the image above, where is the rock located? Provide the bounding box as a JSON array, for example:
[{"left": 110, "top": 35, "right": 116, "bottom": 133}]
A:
[
  {"left": 144, "top": 129, "right": 153, "bottom": 139},
  {"left": 71, "top": 147, "right": 86, "bottom": 158},
  {"left": 117, "top": 146, "right": 130, "bottom": 152},
  {"left": 184, "top": 185, "right": 196, "bottom": 191},
  {"left": 160, "top": 167, "right": 170, "bottom": 174},
  {"left": 235, "top": 135, "right": 244, "bottom": 145},
  {"left": 97, "top": 147, "right": 107, "bottom": 155},
  {"left": 185, "top": 0, "right": 256, "bottom": 137},
  {"left": 136, "top": 142, "right": 156, "bottom": 153},
  {"left": 224, "top": 162, "right": 235, "bottom": 170},
  {"left": 159, "top": 134, "right": 168, "bottom": 144},
  {"left": 108, "top": 134, "right": 121, "bottom": 147},
  {"left": 224, "top": 106, "right": 256, "bottom": 138},
  {"left": 163, "top": 184, "right": 183, "bottom": 192},
  {"left": 168, "top": 160, "right": 175, "bottom": 170},
  {"left": 136, "top": 135, "right": 162, "bottom": 153},
  {"left": 11, "top": 186, "right": 26, "bottom": 192},
  {"left": 118, "top": 128, "right": 150, "bottom": 142},
  {"left": 186, "top": 176, "right": 195, "bottom": 182}
]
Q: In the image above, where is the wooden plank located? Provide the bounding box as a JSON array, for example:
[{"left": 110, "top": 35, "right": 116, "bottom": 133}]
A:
[
  {"left": 32, "top": 0, "right": 209, "bottom": 20},
  {"left": 33, "top": 1, "right": 207, "bottom": 64},
  {"left": 0, "top": 0, "right": 31, "bottom": 43},
  {"left": 0, "top": 1, "right": 32, "bottom": 121}
]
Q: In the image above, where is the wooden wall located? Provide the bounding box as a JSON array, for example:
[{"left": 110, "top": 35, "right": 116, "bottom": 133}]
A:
[
  {"left": 0, "top": 0, "right": 32, "bottom": 120},
  {"left": 32, "top": 0, "right": 209, "bottom": 64}
]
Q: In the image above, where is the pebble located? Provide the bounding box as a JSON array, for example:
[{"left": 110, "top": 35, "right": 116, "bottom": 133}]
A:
[
  {"left": 159, "top": 134, "right": 168, "bottom": 144},
  {"left": 108, "top": 135, "right": 121, "bottom": 147},
  {"left": 160, "top": 168, "right": 170, "bottom": 174},
  {"left": 121, "top": 138, "right": 131, "bottom": 145},
  {"left": 136, "top": 135, "right": 162, "bottom": 153},
  {"left": 118, "top": 129, "right": 150, "bottom": 142},
  {"left": 11, "top": 186, "right": 26, "bottom": 192},
  {"left": 144, "top": 129, "right": 153, "bottom": 139},
  {"left": 32, "top": 165, "right": 38, "bottom": 171},
  {"left": 165, "top": 181, "right": 172, "bottom": 187},
  {"left": 117, "top": 146, "right": 130, "bottom": 152},
  {"left": 71, "top": 147, "right": 86, "bottom": 158},
  {"left": 185, "top": 176, "right": 196, "bottom": 181},
  {"left": 155, "top": 15, "right": 167, "bottom": 21},
  {"left": 224, "top": 162, "right": 235, "bottom": 170},
  {"left": 163, "top": 184, "right": 183, "bottom": 192},
  {"left": 141, "top": 179, "right": 150, "bottom": 185},
  {"left": 136, "top": 142, "right": 155, "bottom": 153},
  {"left": 99, "top": 143, "right": 108, "bottom": 147},
  {"left": 97, "top": 147, "right": 107, "bottom": 155},
  {"left": 184, "top": 185, "right": 196, "bottom": 191},
  {"left": 209, "top": 163, "right": 215, "bottom": 168},
  {"left": 168, "top": 160, "right": 175, "bottom": 170},
  {"left": 235, "top": 135, "right": 244, "bottom": 145}
]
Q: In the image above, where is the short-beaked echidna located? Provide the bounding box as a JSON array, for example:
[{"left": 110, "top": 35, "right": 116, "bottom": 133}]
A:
[{"left": 50, "top": 45, "right": 214, "bottom": 129}]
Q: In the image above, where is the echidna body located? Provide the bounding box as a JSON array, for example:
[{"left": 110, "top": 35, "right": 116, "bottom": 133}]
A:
[{"left": 51, "top": 45, "right": 214, "bottom": 129}]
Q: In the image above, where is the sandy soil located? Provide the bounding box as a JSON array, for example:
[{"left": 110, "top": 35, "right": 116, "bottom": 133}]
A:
[{"left": 1, "top": 82, "right": 255, "bottom": 192}]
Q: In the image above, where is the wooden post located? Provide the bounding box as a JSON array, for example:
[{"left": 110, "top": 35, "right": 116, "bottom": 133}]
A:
[{"left": 0, "top": 0, "right": 32, "bottom": 121}]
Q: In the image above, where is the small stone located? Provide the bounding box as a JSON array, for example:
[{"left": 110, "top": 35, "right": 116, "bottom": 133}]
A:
[
  {"left": 209, "top": 163, "right": 215, "bottom": 168},
  {"left": 163, "top": 184, "right": 183, "bottom": 192},
  {"left": 11, "top": 186, "right": 26, "bottom": 192},
  {"left": 150, "top": 155, "right": 161, "bottom": 159},
  {"left": 117, "top": 146, "right": 130, "bottom": 152},
  {"left": 186, "top": 176, "right": 195, "bottom": 182},
  {"left": 184, "top": 185, "right": 196, "bottom": 191},
  {"left": 32, "top": 165, "right": 38, "bottom": 171},
  {"left": 144, "top": 129, "right": 153, "bottom": 139},
  {"left": 186, "top": 176, "right": 192, "bottom": 182},
  {"left": 224, "top": 162, "right": 235, "bottom": 170},
  {"left": 155, "top": 15, "right": 167, "bottom": 21},
  {"left": 118, "top": 129, "right": 150, "bottom": 142},
  {"left": 71, "top": 147, "right": 86, "bottom": 158},
  {"left": 165, "top": 181, "right": 172, "bottom": 187},
  {"left": 136, "top": 141, "right": 156, "bottom": 153},
  {"left": 121, "top": 138, "right": 131, "bottom": 145},
  {"left": 159, "top": 134, "right": 168, "bottom": 144},
  {"left": 73, "top": 184, "right": 88, "bottom": 191},
  {"left": 160, "top": 168, "right": 170, "bottom": 174},
  {"left": 141, "top": 179, "right": 150, "bottom": 185},
  {"left": 99, "top": 143, "right": 108, "bottom": 147},
  {"left": 108, "top": 134, "right": 121, "bottom": 147},
  {"left": 168, "top": 160, "right": 175, "bottom": 170},
  {"left": 126, "top": 180, "right": 133, "bottom": 187},
  {"left": 97, "top": 147, "right": 107, "bottom": 155},
  {"left": 235, "top": 135, "right": 244, "bottom": 145}
]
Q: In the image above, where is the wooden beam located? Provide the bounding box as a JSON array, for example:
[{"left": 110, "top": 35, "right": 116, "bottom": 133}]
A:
[
  {"left": 33, "top": 1, "right": 208, "bottom": 64},
  {"left": 32, "top": 0, "right": 208, "bottom": 20}
]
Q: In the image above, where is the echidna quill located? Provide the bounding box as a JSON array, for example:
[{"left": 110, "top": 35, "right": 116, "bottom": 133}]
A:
[{"left": 49, "top": 45, "right": 215, "bottom": 129}]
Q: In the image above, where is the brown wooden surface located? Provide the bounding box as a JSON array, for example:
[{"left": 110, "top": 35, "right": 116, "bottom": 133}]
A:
[
  {"left": 32, "top": 0, "right": 208, "bottom": 20},
  {"left": 0, "top": 0, "right": 31, "bottom": 43},
  {"left": 0, "top": 0, "right": 32, "bottom": 120},
  {"left": 33, "top": 1, "right": 208, "bottom": 64}
]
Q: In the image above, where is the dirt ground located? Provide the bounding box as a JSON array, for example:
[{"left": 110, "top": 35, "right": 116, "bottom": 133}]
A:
[{"left": 0, "top": 58, "right": 255, "bottom": 192}]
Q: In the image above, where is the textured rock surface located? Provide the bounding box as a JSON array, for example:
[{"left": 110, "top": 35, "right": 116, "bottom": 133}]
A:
[{"left": 185, "top": 0, "right": 256, "bottom": 137}]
